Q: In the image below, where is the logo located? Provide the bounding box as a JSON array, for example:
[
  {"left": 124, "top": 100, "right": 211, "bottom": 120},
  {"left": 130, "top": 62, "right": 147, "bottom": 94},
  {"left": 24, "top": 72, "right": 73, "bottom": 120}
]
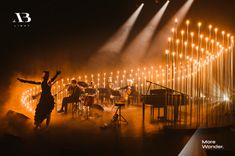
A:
[{"left": 13, "top": 12, "right": 31, "bottom": 28}]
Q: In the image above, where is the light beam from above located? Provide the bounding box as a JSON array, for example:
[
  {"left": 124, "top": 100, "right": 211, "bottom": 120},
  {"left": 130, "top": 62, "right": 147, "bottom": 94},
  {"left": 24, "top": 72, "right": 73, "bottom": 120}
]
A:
[
  {"left": 121, "top": 0, "right": 170, "bottom": 67},
  {"left": 88, "top": 3, "right": 144, "bottom": 70},
  {"left": 146, "top": 0, "right": 194, "bottom": 63}
]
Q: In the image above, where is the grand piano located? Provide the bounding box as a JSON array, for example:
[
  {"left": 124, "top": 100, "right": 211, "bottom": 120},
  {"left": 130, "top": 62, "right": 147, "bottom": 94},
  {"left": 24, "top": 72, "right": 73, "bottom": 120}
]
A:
[{"left": 142, "top": 88, "right": 188, "bottom": 122}]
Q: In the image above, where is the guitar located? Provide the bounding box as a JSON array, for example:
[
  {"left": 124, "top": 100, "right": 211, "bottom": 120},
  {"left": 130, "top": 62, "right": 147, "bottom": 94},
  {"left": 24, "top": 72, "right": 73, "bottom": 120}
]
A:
[{"left": 122, "top": 87, "right": 131, "bottom": 101}]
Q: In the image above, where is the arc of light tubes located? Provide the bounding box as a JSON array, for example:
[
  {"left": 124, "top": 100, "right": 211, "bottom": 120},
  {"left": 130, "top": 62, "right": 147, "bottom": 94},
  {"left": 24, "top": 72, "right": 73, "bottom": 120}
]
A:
[
  {"left": 147, "top": 0, "right": 194, "bottom": 60},
  {"left": 88, "top": 3, "right": 144, "bottom": 68},
  {"left": 121, "top": 0, "right": 170, "bottom": 67}
]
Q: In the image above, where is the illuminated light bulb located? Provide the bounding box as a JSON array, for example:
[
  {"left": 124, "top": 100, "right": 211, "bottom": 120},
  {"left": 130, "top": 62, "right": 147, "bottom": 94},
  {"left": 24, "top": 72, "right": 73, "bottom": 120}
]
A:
[
  {"left": 181, "top": 30, "right": 185, "bottom": 35},
  {"left": 168, "top": 37, "right": 171, "bottom": 42},
  {"left": 227, "top": 33, "right": 230, "bottom": 37},
  {"left": 186, "top": 20, "right": 190, "bottom": 25},
  {"left": 200, "top": 34, "right": 203, "bottom": 39},
  {"left": 211, "top": 39, "right": 214, "bottom": 44},
  {"left": 205, "top": 37, "right": 208, "bottom": 41},
  {"left": 175, "top": 18, "right": 178, "bottom": 23},
  {"left": 184, "top": 41, "right": 188, "bottom": 46},
  {"left": 172, "top": 52, "right": 175, "bottom": 56},
  {"left": 165, "top": 50, "right": 169, "bottom": 54},
  {"left": 209, "top": 25, "right": 212, "bottom": 29},
  {"left": 192, "top": 44, "right": 195, "bottom": 48},
  {"left": 190, "top": 32, "right": 194, "bottom": 36},
  {"left": 222, "top": 31, "right": 225, "bottom": 35},
  {"left": 214, "top": 28, "right": 218, "bottom": 32},
  {"left": 223, "top": 95, "right": 229, "bottom": 101},
  {"left": 171, "top": 28, "right": 175, "bottom": 33},
  {"left": 179, "top": 54, "right": 183, "bottom": 58},
  {"left": 176, "top": 39, "right": 180, "bottom": 44},
  {"left": 198, "top": 22, "right": 201, "bottom": 27}
]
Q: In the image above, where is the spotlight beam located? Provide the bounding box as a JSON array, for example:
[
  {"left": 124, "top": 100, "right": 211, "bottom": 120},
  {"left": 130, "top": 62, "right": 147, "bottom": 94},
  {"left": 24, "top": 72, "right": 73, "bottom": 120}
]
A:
[
  {"left": 147, "top": 0, "right": 194, "bottom": 62},
  {"left": 99, "top": 3, "right": 144, "bottom": 54},
  {"left": 88, "top": 3, "right": 144, "bottom": 70},
  {"left": 121, "top": 1, "right": 170, "bottom": 67}
]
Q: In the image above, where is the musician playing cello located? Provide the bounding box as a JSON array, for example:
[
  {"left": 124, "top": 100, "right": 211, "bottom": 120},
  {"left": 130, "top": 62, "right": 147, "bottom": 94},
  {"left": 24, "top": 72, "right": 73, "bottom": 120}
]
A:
[{"left": 58, "top": 79, "right": 82, "bottom": 114}]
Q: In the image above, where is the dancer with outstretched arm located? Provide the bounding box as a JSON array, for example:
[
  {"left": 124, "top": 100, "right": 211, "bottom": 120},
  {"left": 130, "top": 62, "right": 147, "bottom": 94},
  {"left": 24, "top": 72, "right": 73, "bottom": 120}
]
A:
[{"left": 17, "top": 70, "right": 61, "bottom": 130}]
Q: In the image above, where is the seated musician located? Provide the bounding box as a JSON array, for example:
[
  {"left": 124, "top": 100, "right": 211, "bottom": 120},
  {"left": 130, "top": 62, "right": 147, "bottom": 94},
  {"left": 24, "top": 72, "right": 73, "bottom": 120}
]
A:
[
  {"left": 120, "top": 80, "right": 136, "bottom": 104},
  {"left": 88, "top": 81, "right": 96, "bottom": 89},
  {"left": 58, "top": 79, "right": 82, "bottom": 114}
]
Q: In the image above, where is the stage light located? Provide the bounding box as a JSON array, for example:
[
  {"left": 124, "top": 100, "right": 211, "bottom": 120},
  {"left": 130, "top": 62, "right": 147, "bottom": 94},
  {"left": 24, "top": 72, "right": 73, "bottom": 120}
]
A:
[
  {"left": 179, "top": 53, "right": 183, "bottom": 58},
  {"left": 176, "top": 39, "right": 180, "bottom": 44},
  {"left": 181, "top": 30, "right": 185, "bottom": 35},
  {"left": 198, "top": 22, "right": 201, "bottom": 27},
  {"left": 121, "top": 0, "right": 169, "bottom": 66},
  {"left": 186, "top": 20, "right": 190, "bottom": 25},
  {"left": 168, "top": 37, "right": 171, "bottom": 42},
  {"left": 175, "top": 18, "right": 178, "bottom": 24},
  {"left": 223, "top": 94, "right": 230, "bottom": 102},
  {"left": 209, "top": 25, "right": 212, "bottom": 29}
]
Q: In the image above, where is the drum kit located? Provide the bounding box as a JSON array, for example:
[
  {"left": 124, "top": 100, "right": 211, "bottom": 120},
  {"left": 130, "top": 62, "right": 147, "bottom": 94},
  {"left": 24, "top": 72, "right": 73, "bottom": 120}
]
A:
[
  {"left": 71, "top": 80, "right": 134, "bottom": 119},
  {"left": 72, "top": 81, "right": 104, "bottom": 119}
]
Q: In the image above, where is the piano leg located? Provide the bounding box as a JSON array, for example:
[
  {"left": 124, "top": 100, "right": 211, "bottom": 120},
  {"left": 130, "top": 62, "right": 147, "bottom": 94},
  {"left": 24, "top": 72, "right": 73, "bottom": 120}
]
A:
[
  {"left": 151, "top": 106, "right": 154, "bottom": 121},
  {"left": 158, "top": 108, "right": 160, "bottom": 119},
  {"left": 164, "top": 106, "right": 167, "bottom": 120},
  {"left": 174, "top": 104, "right": 179, "bottom": 123},
  {"left": 142, "top": 103, "right": 145, "bottom": 123}
]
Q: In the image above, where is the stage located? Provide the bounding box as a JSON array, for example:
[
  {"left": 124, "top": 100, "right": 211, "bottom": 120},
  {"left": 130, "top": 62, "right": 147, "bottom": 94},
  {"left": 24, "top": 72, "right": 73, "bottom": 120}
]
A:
[{"left": 1, "top": 104, "right": 235, "bottom": 156}]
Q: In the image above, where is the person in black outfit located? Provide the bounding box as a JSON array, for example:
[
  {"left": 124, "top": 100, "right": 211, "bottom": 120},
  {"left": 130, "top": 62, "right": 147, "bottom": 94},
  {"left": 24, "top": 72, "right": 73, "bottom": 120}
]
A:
[
  {"left": 17, "top": 70, "right": 61, "bottom": 130},
  {"left": 58, "top": 79, "right": 82, "bottom": 114}
]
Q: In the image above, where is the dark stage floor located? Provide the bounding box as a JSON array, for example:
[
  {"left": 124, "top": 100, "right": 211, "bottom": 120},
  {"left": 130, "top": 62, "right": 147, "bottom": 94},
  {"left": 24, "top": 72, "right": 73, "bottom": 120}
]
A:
[{"left": 0, "top": 105, "right": 235, "bottom": 156}]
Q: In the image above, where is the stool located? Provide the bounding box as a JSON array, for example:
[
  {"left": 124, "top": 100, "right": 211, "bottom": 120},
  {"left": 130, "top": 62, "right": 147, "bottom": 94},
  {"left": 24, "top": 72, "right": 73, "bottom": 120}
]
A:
[{"left": 111, "top": 102, "right": 128, "bottom": 125}]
